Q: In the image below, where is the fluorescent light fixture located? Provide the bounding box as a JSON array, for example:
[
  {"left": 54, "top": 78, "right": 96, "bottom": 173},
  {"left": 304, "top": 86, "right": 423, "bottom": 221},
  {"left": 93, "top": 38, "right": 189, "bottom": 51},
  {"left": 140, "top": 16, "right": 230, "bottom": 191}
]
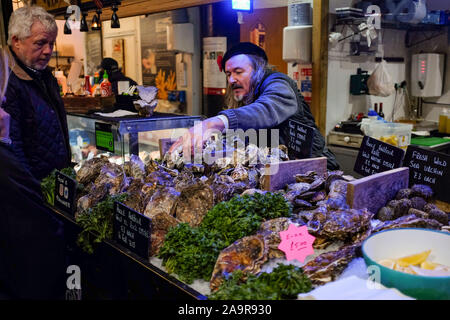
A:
[{"left": 232, "top": 0, "right": 252, "bottom": 12}]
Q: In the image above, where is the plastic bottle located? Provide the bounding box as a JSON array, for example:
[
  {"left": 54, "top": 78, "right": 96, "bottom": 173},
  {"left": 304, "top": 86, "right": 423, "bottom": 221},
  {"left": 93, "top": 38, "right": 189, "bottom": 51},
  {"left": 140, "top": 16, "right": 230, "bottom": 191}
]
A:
[
  {"left": 54, "top": 70, "right": 67, "bottom": 95},
  {"left": 374, "top": 103, "right": 378, "bottom": 114},
  {"left": 100, "top": 71, "right": 112, "bottom": 97},
  {"left": 368, "top": 109, "right": 378, "bottom": 120},
  {"left": 90, "top": 72, "right": 100, "bottom": 95},
  {"left": 84, "top": 75, "right": 92, "bottom": 96}
]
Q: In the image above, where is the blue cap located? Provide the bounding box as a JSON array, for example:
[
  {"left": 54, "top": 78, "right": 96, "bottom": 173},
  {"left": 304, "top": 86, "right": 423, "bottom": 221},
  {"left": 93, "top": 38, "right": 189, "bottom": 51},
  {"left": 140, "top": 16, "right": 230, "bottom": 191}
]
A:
[{"left": 368, "top": 109, "right": 378, "bottom": 116}]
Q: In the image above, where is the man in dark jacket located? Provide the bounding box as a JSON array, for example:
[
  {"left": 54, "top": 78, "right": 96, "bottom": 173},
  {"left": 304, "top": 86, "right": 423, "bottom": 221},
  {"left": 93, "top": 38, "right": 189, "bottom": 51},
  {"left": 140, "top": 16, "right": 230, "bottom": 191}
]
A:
[
  {"left": 99, "top": 57, "right": 138, "bottom": 96},
  {"left": 3, "top": 6, "right": 71, "bottom": 183},
  {"left": 169, "top": 42, "right": 339, "bottom": 170},
  {"left": 0, "top": 7, "right": 69, "bottom": 299}
]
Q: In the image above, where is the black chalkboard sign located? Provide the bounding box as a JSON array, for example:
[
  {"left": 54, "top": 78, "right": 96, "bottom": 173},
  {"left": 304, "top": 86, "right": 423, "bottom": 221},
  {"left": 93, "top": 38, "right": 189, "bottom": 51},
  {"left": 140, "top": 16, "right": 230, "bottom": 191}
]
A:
[
  {"left": 403, "top": 145, "right": 450, "bottom": 203},
  {"left": 354, "top": 136, "right": 405, "bottom": 176},
  {"left": 113, "top": 202, "right": 152, "bottom": 260},
  {"left": 287, "top": 119, "right": 315, "bottom": 159},
  {"left": 54, "top": 171, "right": 78, "bottom": 217}
]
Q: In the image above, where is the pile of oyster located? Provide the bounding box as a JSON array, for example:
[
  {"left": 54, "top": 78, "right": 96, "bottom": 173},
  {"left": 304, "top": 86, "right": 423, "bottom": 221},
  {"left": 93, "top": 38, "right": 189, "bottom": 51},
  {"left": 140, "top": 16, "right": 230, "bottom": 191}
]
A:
[
  {"left": 75, "top": 144, "right": 289, "bottom": 256},
  {"left": 74, "top": 147, "right": 450, "bottom": 294},
  {"left": 208, "top": 171, "right": 450, "bottom": 291}
]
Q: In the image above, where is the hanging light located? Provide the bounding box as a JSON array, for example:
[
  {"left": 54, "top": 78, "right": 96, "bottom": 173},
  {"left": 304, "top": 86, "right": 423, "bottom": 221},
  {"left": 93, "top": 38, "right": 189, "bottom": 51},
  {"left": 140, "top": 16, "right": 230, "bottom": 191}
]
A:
[
  {"left": 111, "top": 2, "right": 120, "bottom": 28},
  {"left": 91, "top": 9, "right": 102, "bottom": 31},
  {"left": 80, "top": 12, "right": 88, "bottom": 32},
  {"left": 63, "top": 18, "right": 72, "bottom": 34}
]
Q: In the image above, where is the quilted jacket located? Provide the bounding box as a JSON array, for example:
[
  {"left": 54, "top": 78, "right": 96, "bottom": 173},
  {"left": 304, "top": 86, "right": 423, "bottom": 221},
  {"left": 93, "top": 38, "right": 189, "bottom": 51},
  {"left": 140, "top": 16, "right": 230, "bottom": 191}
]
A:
[{"left": 3, "top": 47, "right": 71, "bottom": 181}]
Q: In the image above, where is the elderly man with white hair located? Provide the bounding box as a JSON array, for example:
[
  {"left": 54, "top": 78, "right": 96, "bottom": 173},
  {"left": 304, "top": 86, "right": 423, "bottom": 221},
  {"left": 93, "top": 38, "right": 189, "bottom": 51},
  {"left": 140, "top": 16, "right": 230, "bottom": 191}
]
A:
[
  {"left": 0, "top": 6, "right": 68, "bottom": 300},
  {"left": 3, "top": 5, "right": 71, "bottom": 183}
]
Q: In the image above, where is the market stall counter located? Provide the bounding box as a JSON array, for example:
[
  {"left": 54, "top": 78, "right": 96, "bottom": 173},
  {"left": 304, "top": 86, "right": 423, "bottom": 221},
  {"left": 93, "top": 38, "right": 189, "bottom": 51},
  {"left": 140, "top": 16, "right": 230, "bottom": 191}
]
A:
[{"left": 51, "top": 204, "right": 206, "bottom": 300}]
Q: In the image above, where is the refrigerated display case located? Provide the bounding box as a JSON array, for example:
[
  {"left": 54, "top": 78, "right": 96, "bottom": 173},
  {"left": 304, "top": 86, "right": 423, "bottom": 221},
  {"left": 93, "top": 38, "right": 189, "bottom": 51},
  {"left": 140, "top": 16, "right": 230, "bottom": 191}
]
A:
[{"left": 67, "top": 112, "right": 203, "bottom": 163}]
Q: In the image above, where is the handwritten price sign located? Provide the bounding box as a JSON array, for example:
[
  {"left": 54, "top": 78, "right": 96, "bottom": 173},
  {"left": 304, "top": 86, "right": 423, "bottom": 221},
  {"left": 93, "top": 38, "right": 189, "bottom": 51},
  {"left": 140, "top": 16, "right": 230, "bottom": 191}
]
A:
[{"left": 278, "top": 224, "right": 315, "bottom": 263}]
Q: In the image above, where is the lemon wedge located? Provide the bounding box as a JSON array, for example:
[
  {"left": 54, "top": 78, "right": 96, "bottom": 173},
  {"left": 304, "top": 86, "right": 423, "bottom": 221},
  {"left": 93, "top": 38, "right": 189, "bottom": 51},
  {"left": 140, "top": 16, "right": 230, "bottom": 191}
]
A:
[
  {"left": 378, "top": 259, "right": 396, "bottom": 269},
  {"left": 420, "top": 261, "right": 439, "bottom": 270},
  {"left": 396, "top": 250, "right": 431, "bottom": 267}
]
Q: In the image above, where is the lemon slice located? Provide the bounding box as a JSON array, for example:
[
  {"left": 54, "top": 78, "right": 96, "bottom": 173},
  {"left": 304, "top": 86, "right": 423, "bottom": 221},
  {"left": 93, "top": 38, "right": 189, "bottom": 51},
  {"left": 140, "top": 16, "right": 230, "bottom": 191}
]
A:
[
  {"left": 396, "top": 250, "right": 431, "bottom": 267},
  {"left": 378, "top": 259, "right": 396, "bottom": 269},
  {"left": 420, "top": 261, "right": 438, "bottom": 270}
]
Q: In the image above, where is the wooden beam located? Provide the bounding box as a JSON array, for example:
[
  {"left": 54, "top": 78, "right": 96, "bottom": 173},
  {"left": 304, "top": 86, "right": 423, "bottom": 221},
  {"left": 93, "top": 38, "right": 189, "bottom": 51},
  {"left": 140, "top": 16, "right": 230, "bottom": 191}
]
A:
[
  {"left": 45, "top": 0, "right": 223, "bottom": 19},
  {"left": 312, "top": 0, "right": 328, "bottom": 136}
]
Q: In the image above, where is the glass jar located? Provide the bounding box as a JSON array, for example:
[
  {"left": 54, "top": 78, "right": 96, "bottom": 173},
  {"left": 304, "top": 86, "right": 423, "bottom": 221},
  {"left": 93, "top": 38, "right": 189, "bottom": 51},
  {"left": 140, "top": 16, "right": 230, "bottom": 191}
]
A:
[{"left": 438, "top": 108, "right": 449, "bottom": 133}]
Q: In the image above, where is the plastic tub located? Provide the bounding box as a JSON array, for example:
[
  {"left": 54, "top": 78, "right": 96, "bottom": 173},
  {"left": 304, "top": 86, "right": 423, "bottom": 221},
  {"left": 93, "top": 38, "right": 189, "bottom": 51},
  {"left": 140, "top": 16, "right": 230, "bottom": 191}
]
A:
[{"left": 369, "top": 122, "right": 413, "bottom": 150}]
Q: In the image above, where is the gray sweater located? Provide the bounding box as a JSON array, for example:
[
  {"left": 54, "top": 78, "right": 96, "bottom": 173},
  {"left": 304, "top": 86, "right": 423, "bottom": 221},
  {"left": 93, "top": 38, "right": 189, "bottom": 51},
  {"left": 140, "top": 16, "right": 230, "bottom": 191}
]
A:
[{"left": 219, "top": 71, "right": 339, "bottom": 170}]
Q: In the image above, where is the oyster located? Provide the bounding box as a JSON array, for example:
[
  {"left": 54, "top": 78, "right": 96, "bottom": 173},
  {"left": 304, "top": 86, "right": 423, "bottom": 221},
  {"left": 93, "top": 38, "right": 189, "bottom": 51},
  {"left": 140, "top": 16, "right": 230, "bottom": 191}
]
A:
[
  {"left": 123, "top": 154, "right": 146, "bottom": 180},
  {"left": 372, "top": 214, "right": 443, "bottom": 233},
  {"left": 320, "top": 208, "right": 373, "bottom": 242},
  {"left": 324, "top": 170, "right": 345, "bottom": 193},
  {"left": 76, "top": 162, "right": 126, "bottom": 212},
  {"left": 207, "top": 174, "right": 242, "bottom": 204},
  {"left": 294, "top": 171, "right": 317, "bottom": 183},
  {"left": 303, "top": 245, "right": 358, "bottom": 286},
  {"left": 173, "top": 183, "right": 214, "bottom": 227},
  {"left": 257, "top": 217, "right": 295, "bottom": 259},
  {"left": 122, "top": 178, "right": 146, "bottom": 212},
  {"left": 210, "top": 234, "right": 269, "bottom": 292},
  {"left": 143, "top": 187, "right": 180, "bottom": 230},
  {"left": 150, "top": 229, "right": 167, "bottom": 256},
  {"left": 230, "top": 164, "right": 248, "bottom": 181},
  {"left": 173, "top": 170, "right": 198, "bottom": 192},
  {"left": 76, "top": 156, "right": 110, "bottom": 185},
  {"left": 319, "top": 179, "right": 349, "bottom": 210},
  {"left": 145, "top": 169, "right": 175, "bottom": 189},
  {"left": 301, "top": 205, "right": 373, "bottom": 248}
]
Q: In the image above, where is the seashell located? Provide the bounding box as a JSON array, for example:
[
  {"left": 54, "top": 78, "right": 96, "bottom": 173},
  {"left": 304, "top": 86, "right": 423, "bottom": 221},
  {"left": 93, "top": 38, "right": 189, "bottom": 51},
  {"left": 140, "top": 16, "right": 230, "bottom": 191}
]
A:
[
  {"left": 294, "top": 199, "right": 313, "bottom": 208},
  {"left": 310, "top": 190, "right": 327, "bottom": 203},
  {"left": 294, "top": 171, "right": 317, "bottom": 183},
  {"left": 309, "top": 177, "right": 325, "bottom": 191},
  {"left": 210, "top": 234, "right": 269, "bottom": 292}
]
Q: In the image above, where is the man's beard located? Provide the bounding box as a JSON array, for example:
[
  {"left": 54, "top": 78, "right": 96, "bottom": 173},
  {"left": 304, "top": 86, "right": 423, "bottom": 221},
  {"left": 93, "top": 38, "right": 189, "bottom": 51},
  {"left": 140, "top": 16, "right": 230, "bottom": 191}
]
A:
[
  {"left": 23, "top": 56, "right": 49, "bottom": 71},
  {"left": 233, "top": 93, "right": 244, "bottom": 102}
]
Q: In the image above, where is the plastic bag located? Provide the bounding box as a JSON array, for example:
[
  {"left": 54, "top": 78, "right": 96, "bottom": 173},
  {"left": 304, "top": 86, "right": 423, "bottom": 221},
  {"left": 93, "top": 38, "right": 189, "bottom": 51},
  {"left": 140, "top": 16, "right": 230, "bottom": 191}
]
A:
[{"left": 367, "top": 60, "right": 395, "bottom": 97}]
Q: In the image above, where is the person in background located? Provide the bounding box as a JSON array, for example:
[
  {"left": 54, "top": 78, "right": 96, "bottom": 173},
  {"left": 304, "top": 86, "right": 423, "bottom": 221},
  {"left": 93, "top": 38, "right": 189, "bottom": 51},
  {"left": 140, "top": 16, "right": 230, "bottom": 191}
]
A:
[
  {"left": 169, "top": 42, "right": 339, "bottom": 170},
  {"left": 3, "top": 5, "right": 71, "bottom": 183},
  {"left": 0, "top": 48, "right": 66, "bottom": 300},
  {"left": 99, "top": 57, "right": 138, "bottom": 96}
]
